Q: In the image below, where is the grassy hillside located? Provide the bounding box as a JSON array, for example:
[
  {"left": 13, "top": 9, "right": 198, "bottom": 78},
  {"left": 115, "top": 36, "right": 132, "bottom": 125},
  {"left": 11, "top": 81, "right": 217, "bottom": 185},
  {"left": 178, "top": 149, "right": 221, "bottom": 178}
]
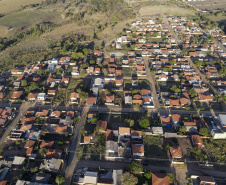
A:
[{"left": 0, "top": 0, "right": 194, "bottom": 72}]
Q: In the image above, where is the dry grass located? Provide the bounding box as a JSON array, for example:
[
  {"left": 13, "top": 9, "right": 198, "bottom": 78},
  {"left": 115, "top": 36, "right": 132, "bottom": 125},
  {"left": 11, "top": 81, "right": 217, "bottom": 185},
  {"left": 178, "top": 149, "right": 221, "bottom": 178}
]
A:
[
  {"left": 139, "top": 5, "right": 195, "bottom": 17},
  {"left": 0, "top": 0, "right": 43, "bottom": 14}
]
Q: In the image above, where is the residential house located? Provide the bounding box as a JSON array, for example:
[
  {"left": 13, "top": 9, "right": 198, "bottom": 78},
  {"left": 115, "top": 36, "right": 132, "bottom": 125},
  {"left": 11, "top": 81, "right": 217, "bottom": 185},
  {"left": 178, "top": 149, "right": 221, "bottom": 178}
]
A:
[
  {"left": 199, "top": 176, "right": 216, "bottom": 185},
  {"left": 86, "top": 96, "right": 97, "bottom": 106},
  {"left": 171, "top": 114, "right": 181, "bottom": 125},
  {"left": 152, "top": 173, "right": 170, "bottom": 185},
  {"left": 191, "top": 135, "right": 204, "bottom": 148},
  {"left": 39, "top": 158, "right": 63, "bottom": 173},
  {"left": 96, "top": 120, "right": 107, "bottom": 133},
  {"left": 170, "top": 145, "right": 183, "bottom": 164},
  {"left": 10, "top": 91, "right": 23, "bottom": 101},
  {"left": 105, "top": 94, "right": 114, "bottom": 105},
  {"left": 132, "top": 144, "right": 144, "bottom": 157},
  {"left": 70, "top": 92, "right": 79, "bottom": 104},
  {"left": 160, "top": 116, "right": 171, "bottom": 127},
  {"left": 28, "top": 92, "right": 38, "bottom": 101}
]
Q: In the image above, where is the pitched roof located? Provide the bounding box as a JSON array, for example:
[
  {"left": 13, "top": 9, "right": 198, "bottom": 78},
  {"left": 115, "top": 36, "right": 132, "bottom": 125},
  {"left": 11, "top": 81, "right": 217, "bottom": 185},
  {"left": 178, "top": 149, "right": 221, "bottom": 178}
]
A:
[
  {"left": 106, "top": 129, "right": 114, "bottom": 141},
  {"left": 40, "top": 140, "right": 54, "bottom": 148},
  {"left": 152, "top": 173, "right": 170, "bottom": 185},
  {"left": 20, "top": 124, "right": 32, "bottom": 131},
  {"left": 180, "top": 98, "right": 188, "bottom": 105},
  {"left": 191, "top": 135, "right": 203, "bottom": 148},
  {"left": 171, "top": 114, "right": 181, "bottom": 123},
  {"left": 169, "top": 99, "right": 180, "bottom": 106},
  {"left": 141, "top": 89, "right": 149, "bottom": 95},
  {"left": 24, "top": 140, "right": 36, "bottom": 148},
  {"left": 199, "top": 176, "right": 215, "bottom": 183},
  {"left": 119, "top": 127, "right": 130, "bottom": 135},
  {"left": 70, "top": 92, "right": 79, "bottom": 99},
  {"left": 170, "top": 145, "right": 183, "bottom": 158},
  {"left": 46, "top": 149, "right": 62, "bottom": 159},
  {"left": 97, "top": 120, "right": 107, "bottom": 131},
  {"left": 11, "top": 91, "right": 23, "bottom": 99},
  {"left": 55, "top": 125, "right": 67, "bottom": 133},
  {"left": 66, "top": 111, "right": 75, "bottom": 118},
  {"left": 28, "top": 92, "right": 38, "bottom": 99},
  {"left": 131, "top": 130, "right": 142, "bottom": 137},
  {"left": 133, "top": 94, "right": 142, "bottom": 100},
  {"left": 160, "top": 116, "right": 171, "bottom": 125},
  {"left": 132, "top": 144, "right": 144, "bottom": 154},
  {"left": 87, "top": 96, "right": 97, "bottom": 104},
  {"left": 106, "top": 94, "right": 114, "bottom": 102}
]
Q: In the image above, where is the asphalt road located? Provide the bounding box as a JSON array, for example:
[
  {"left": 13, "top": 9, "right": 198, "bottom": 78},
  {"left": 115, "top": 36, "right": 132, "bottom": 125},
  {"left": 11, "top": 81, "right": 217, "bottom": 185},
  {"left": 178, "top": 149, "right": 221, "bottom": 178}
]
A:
[{"left": 64, "top": 106, "right": 89, "bottom": 185}]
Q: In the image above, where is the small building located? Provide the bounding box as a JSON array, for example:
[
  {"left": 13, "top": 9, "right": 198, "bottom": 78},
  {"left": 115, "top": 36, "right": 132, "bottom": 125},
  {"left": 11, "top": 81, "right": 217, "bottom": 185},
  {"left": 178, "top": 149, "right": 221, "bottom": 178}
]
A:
[{"left": 39, "top": 158, "right": 63, "bottom": 173}]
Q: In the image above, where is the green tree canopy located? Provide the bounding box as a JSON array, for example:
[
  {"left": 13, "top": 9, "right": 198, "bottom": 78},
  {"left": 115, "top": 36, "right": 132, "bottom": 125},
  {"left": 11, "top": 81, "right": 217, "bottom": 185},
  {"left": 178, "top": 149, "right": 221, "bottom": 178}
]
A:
[
  {"left": 21, "top": 79, "right": 27, "bottom": 87},
  {"left": 178, "top": 126, "right": 187, "bottom": 135},
  {"left": 91, "top": 117, "right": 97, "bottom": 124},
  {"left": 55, "top": 175, "right": 65, "bottom": 185},
  {"left": 139, "top": 118, "right": 149, "bottom": 129},
  {"left": 121, "top": 172, "right": 138, "bottom": 185},
  {"left": 199, "top": 127, "right": 209, "bottom": 136},
  {"left": 129, "top": 161, "right": 143, "bottom": 174},
  {"left": 195, "top": 60, "right": 202, "bottom": 68}
]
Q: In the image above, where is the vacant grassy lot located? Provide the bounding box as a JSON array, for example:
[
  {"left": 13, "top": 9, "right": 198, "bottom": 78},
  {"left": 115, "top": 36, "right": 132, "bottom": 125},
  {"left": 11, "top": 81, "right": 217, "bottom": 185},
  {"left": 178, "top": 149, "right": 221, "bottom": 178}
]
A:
[
  {"left": 139, "top": 5, "right": 195, "bottom": 16},
  {"left": 0, "top": 0, "right": 43, "bottom": 14},
  {"left": 143, "top": 135, "right": 167, "bottom": 159},
  {"left": 54, "top": 89, "right": 66, "bottom": 106},
  {"left": 203, "top": 139, "right": 226, "bottom": 164}
]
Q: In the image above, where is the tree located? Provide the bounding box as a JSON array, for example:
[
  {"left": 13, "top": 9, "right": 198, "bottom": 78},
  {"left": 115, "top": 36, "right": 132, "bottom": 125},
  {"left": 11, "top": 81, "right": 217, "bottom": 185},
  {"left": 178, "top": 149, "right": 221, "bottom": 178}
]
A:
[
  {"left": 55, "top": 175, "right": 65, "bottom": 185},
  {"left": 139, "top": 118, "right": 149, "bottom": 129},
  {"left": 188, "top": 89, "right": 196, "bottom": 98},
  {"left": 169, "top": 60, "right": 175, "bottom": 65},
  {"left": 72, "top": 52, "right": 84, "bottom": 59},
  {"left": 199, "top": 127, "right": 209, "bottom": 136},
  {"left": 129, "top": 161, "right": 143, "bottom": 174},
  {"left": 121, "top": 172, "right": 138, "bottom": 185},
  {"left": 21, "top": 79, "right": 27, "bottom": 87},
  {"left": 73, "top": 117, "right": 79, "bottom": 124},
  {"left": 170, "top": 85, "right": 181, "bottom": 93},
  {"left": 91, "top": 117, "right": 97, "bottom": 124},
  {"left": 131, "top": 89, "right": 139, "bottom": 95},
  {"left": 165, "top": 143, "right": 170, "bottom": 150},
  {"left": 185, "top": 104, "right": 191, "bottom": 110},
  {"left": 89, "top": 60, "right": 96, "bottom": 65},
  {"left": 125, "top": 119, "right": 134, "bottom": 127},
  {"left": 80, "top": 71, "right": 86, "bottom": 76},
  {"left": 144, "top": 170, "right": 152, "bottom": 179},
  {"left": 167, "top": 173, "right": 175, "bottom": 183},
  {"left": 198, "top": 105, "right": 205, "bottom": 111},
  {"left": 195, "top": 60, "right": 202, "bottom": 68},
  {"left": 178, "top": 126, "right": 187, "bottom": 135}
]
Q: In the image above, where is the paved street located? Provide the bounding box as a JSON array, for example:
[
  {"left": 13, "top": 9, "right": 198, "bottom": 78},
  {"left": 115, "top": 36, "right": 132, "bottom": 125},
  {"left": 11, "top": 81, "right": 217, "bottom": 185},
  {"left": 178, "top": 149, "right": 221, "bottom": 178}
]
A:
[
  {"left": 64, "top": 106, "right": 89, "bottom": 185},
  {"left": 0, "top": 102, "right": 32, "bottom": 146}
]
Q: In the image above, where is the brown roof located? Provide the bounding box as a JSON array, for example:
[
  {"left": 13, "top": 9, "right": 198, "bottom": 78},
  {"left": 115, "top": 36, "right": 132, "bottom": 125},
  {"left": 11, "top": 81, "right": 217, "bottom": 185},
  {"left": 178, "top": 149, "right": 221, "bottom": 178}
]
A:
[
  {"left": 87, "top": 112, "right": 97, "bottom": 119},
  {"left": 183, "top": 92, "right": 190, "bottom": 99},
  {"left": 66, "top": 111, "right": 75, "bottom": 118},
  {"left": 55, "top": 125, "right": 67, "bottom": 133},
  {"left": 152, "top": 173, "right": 170, "bottom": 185},
  {"left": 143, "top": 97, "right": 151, "bottom": 103},
  {"left": 180, "top": 98, "right": 188, "bottom": 105},
  {"left": 46, "top": 149, "right": 62, "bottom": 159},
  {"left": 20, "top": 124, "right": 32, "bottom": 131},
  {"left": 24, "top": 140, "right": 36, "bottom": 148},
  {"left": 184, "top": 121, "right": 196, "bottom": 126},
  {"left": 116, "top": 79, "right": 123, "bottom": 85},
  {"left": 0, "top": 92, "right": 3, "bottom": 99},
  {"left": 40, "top": 140, "right": 54, "bottom": 148},
  {"left": 26, "top": 147, "right": 33, "bottom": 155},
  {"left": 51, "top": 111, "right": 61, "bottom": 117},
  {"left": 198, "top": 94, "right": 214, "bottom": 101},
  {"left": 61, "top": 78, "right": 69, "bottom": 82},
  {"left": 169, "top": 99, "right": 180, "bottom": 106},
  {"left": 133, "top": 94, "right": 142, "bottom": 100},
  {"left": 11, "top": 91, "right": 23, "bottom": 99},
  {"left": 28, "top": 92, "right": 38, "bottom": 99},
  {"left": 132, "top": 144, "right": 144, "bottom": 154},
  {"left": 35, "top": 110, "right": 49, "bottom": 117},
  {"left": 108, "top": 68, "right": 116, "bottom": 73},
  {"left": 133, "top": 99, "right": 143, "bottom": 105},
  {"left": 191, "top": 135, "right": 203, "bottom": 148},
  {"left": 97, "top": 120, "right": 107, "bottom": 131},
  {"left": 116, "top": 70, "right": 122, "bottom": 76},
  {"left": 160, "top": 116, "right": 171, "bottom": 125},
  {"left": 47, "top": 77, "right": 54, "bottom": 83},
  {"left": 106, "top": 94, "right": 114, "bottom": 102},
  {"left": 70, "top": 92, "right": 79, "bottom": 99},
  {"left": 48, "top": 89, "right": 56, "bottom": 94},
  {"left": 141, "top": 89, "right": 149, "bottom": 95},
  {"left": 171, "top": 114, "right": 181, "bottom": 123},
  {"left": 131, "top": 130, "right": 142, "bottom": 137},
  {"left": 0, "top": 181, "right": 7, "bottom": 185},
  {"left": 170, "top": 145, "right": 183, "bottom": 158},
  {"left": 84, "top": 136, "right": 90, "bottom": 143},
  {"left": 199, "top": 176, "right": 215, "bottom": 183},
  {"left": 87, "top": 96, "right": 96, "bottom": 104},
  {"left": 106, "top": 129, "right": 114, "bottom": 141},
  {"left": 119, "top": 127, "right": 130, "bottom": 135}
]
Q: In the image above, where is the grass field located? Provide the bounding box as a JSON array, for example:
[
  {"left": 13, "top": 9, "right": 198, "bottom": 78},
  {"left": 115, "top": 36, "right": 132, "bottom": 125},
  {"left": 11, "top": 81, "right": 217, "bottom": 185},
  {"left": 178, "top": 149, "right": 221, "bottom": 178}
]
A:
[
  {"left": 139, "top": 5, "right": 195, "bottom": 17},
  {"left": 0, "top": 0, "right": 43, "bottom": 14}
]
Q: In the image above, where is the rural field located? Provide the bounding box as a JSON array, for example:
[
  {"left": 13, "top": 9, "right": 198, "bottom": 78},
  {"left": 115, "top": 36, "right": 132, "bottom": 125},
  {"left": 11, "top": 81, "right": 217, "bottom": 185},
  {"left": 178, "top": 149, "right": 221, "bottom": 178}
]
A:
[
  {"left": 189, "top": 0, "right": 226, "bottom": 11},
  {"left": 139, "top": 5, "right": 195, "bottom": 17}
]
